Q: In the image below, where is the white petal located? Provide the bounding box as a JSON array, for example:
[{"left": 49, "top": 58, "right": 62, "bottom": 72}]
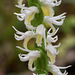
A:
[
  {"left": 14, "top": 13, "right": 25, "bottom": 21},
  {"left": 18, "top": 53, "right": 29, "bottom": 61},
  {"left": 44, "top": 28, "right": 46, "bottom": 49},
  {"left": 47, "top": 35, "right": 58, "bottom": 43},
  {"left": 54, "top": 43, "right": 61, "bottom": 48},
  {"left": 48, "top": 63, "right": 69, "bottom": 75},
  {"left": 36, "top": 24, "right": 46, "bottom": 47},
  {"left": 50, "top": 28, "right": 59, "bottom": 36},
  {"left": 28, "top": 58, "right": 36, "bottom": 71},
  {"left": 46, "top": 44, "right": 57, "bottom": 55},
  {"left": 58, "top": 65, "right": 72, "bottom": 69},
  {"left": 44, "top": 12, "right": 66, "bottom": 26},
  {"left": 12, "top": 26, "right": 24, "bottom": 35},
  {"left": 52, "top": 18, "right": 65, "bottom": 25},
  {"left": 16, "top": 46, "right": 31, "bottom": 52},
  {"left": 23, "top": 31, "right": 35, "bottom": 49},
  {"left": 25, "top": 23, "right": 36, "bottom": 30},
  {"left": 23, "top": 36, "right": 34, "bottom": 49},
  {"left": 14, "top": 33, "right": 25, "bottom": 40},
  {"left": 19, "top": 51, "right": 40, "bottom": 62},
  {"left": 36, "top": 24, "right": 45, "bottom": 36}
]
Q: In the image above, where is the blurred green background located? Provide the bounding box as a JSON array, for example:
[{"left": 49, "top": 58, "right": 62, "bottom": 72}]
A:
[{"left": 0, "top": 0, "right": 75, "bottom": 75}]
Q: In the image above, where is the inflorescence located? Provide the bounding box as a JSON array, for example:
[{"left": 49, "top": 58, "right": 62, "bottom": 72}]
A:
[{"left": 13, "top": 0, "right": 71, "bottom": 75}]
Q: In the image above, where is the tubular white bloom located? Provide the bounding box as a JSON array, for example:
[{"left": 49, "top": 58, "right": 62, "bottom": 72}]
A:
[
  {"left": 12, "top": 26, "right": 35, "bottom": 50},
  {"left": 46, "top": 43, "right": 61, "bottom": 64},
  {"left": 19, "top": 50, "right": 40, "bottom": 71},
  {"left": 14, "top": 5, "right": 39, "bottom": 30},
  {"left": 48, "top": 62, "right": 71, "bottom": 75},
  {"left": 44, "top": 12, "right": 66, "bottom": 26},
  {"left": 36, "top": 24, "right": 46, "bottom": 46}
]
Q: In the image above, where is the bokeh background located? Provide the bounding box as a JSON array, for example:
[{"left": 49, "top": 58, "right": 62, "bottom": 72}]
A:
[{"left": 0, "top": 0, "right": 75, "bottom": 75}]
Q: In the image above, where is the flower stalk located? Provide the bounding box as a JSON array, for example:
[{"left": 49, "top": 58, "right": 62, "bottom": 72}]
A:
[{"left": 13, "top": 0, "right": 71, "bottom": 75}]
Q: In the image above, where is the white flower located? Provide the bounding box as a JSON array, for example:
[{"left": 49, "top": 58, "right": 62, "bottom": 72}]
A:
[
  {"left": 12, "top": 26, "right": 35, "bottom": 51},
  {"left": 12, "top": 24, "right": 46, "bottom": 50},
  {"left": 14, "top": 3, "right": 39, "bottom": 30},
  {"left": 46, "top": 43, "right": 61, "bottom": 64},
  {"left": 19, "top": 50, "right": 40, "bottom": 71},
  {"left": 48, "top": 62, "right": 71, "bottom": 75},
  {"left": 40, "top": 1, "right": 54, "bottom": 17},
  {"left": 39, "top": 0, "right": 62, "bottom": 17},
  {"left": 44, "top": 12, "right": 66, "bottom": 26}
]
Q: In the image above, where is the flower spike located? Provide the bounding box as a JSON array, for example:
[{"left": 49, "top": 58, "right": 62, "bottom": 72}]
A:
[{"left": 13, "top": 0, "right": 71, "bottom": 75}]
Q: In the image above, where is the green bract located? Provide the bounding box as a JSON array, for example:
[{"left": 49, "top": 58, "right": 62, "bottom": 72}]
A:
[
  {"left": 34, "top": 48, "right": 48, "bottom": 75},
  {"left": 28, "top": 0, "right": 44, "bottom": 27}
]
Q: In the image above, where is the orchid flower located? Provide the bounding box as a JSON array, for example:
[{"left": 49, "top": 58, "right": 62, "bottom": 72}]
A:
[
  {"left": 44, "top": 12, "right": 66, "bottom": 26},
  {"left": 14, "top": 0, "right": 39, "bottom": 30},
  {"left": 19, "top": 50, "right": 40, "bottom": 71},
  {"left": 46, "top": 43, "right": 60, "bottom": 64},
  {"left": 48, "top": 62, "right": 71, "bottom": 75},
  {"left": 39, "top": 0, "right": 62, "bottom": 17},
  {"left": 12, "top": 24, "right": 46, "bottom": 50},
  {"left": 44, "top": 12, "right": 66, "bottom": 34}
]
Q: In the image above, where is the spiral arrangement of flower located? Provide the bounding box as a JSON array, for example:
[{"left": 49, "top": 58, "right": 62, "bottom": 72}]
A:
[{"left": 13, "top": 0, "right": 71, "bottom": 75}]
